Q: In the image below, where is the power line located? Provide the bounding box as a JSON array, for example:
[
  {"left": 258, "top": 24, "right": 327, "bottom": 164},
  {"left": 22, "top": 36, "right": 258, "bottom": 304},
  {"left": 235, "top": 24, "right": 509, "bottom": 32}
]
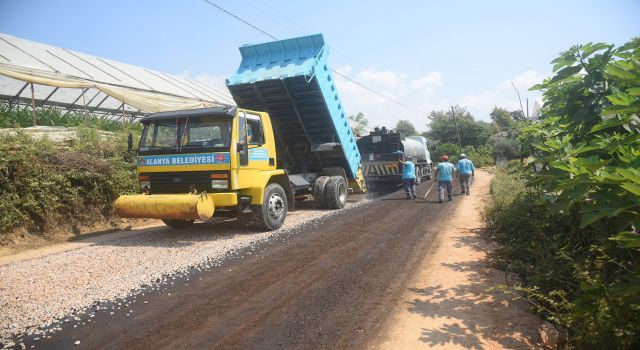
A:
[
  {"left": 331, "top": 70, "right": 428, "bottom": 114},
  {"left": 255, "top": 0, "right": 308, "bottom": 33},
  {"left": 200, "top": 0, "right": 429, "bottom": 115},
  {"left": 247, "top": 0, "right": 299, "bottom": 37},
  {"left": 201, "top": 0, "right": 277, "bottom": 40}
]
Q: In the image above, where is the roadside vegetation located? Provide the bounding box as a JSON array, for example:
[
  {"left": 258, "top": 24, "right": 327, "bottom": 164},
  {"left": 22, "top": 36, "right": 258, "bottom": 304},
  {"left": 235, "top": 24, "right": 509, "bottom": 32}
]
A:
[
  {"left": 484, "top": 38, "right": 640, "bottom": 348},
  {"left": 0, "top": 107, "right": 139, "bottom": 238}
]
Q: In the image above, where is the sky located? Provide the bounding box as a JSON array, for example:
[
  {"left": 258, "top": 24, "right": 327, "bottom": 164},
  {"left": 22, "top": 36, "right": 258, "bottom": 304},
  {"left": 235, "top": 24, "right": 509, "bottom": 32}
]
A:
[{"left": 1, "top": 0, "right": 638, "bottom": 131}]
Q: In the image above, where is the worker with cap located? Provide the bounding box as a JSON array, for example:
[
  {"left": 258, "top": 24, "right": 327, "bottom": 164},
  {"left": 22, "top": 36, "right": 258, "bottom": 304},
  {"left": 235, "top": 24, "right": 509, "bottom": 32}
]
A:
[
  {"left": 434, "top": 155, "right": 455, "bottom": 202},
  {"left": 457, "top": 153, "right": 475, "bottom": 195},
  {"left": 399, "top": 155, "right": 417, "bottom": 199}
]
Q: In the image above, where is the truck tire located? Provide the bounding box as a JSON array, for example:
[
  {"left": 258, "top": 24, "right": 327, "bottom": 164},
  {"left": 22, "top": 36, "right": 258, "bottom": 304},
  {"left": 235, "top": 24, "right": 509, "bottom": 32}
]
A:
[
  {"left": 162, "top": 219, "right": 195, "bottom": 228},
  {"left": 325, "top": 176, "right": 348, "bottom": 209},
  {"left": 415, "top": 167, "right": 421, "bottom": 185},
  {"left": 252, "top": 183, "right": 288, "bottom": 231},
  {"left": 313, "top": 176, "right": 331, "bottom": 208}
]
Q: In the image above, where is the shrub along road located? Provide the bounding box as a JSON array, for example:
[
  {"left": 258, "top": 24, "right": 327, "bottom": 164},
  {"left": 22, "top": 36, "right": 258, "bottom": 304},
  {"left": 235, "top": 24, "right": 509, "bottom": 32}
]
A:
[{"left": 6, "top": 171, "right": 539, "bottom": 349}]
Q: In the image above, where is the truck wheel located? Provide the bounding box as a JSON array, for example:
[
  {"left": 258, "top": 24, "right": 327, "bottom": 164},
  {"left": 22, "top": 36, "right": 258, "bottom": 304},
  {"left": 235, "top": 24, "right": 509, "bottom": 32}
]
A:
[
  {"left": 415, "top": 167, "right": 422, "bottom": 185},
  {"left": 313, "top": 176, "right": 331, "bottom": 208},
  {"left": 162, "top": 219, "right": 195, "bottom": 228},
  {"left": 253, "top": 183, "right": 288, "bottom": 230},
  {"left": 325, "top": 176, "right": 347, "bottom": 209}
]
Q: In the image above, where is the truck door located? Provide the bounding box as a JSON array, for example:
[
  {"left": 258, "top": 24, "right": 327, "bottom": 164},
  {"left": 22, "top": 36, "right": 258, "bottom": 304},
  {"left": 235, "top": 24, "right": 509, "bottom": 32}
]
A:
[{"left": 236, "top": 111, "right": 269, "bottom": 189}]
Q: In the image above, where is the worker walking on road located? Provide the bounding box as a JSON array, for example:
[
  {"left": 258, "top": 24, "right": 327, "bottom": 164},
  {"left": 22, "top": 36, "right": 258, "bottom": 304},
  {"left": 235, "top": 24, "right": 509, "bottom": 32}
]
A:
[
  {"left": 457, "top": 153, "right": 475, "bottom": 195},
  {"left": 434, "top": 155, "right": 455, "bottom": 203},
  {"left": 400, "top": 155, "right": 417, "bottom": 199}
]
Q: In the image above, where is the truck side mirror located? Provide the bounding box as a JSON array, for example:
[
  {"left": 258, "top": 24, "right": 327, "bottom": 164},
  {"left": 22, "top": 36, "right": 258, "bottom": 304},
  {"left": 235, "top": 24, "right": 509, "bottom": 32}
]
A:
[
  {"left": 127, "top": 133, "right": 133, "bottom": 152},
  {"left": 237, "top": 143, "right": 246, "bottom": 151}
]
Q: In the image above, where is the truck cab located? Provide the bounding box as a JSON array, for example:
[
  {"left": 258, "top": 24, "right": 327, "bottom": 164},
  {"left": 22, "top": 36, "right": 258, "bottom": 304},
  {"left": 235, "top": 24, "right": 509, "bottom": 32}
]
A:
[{"left": 116, "top": 106, "right": 294, "bottom": 230}]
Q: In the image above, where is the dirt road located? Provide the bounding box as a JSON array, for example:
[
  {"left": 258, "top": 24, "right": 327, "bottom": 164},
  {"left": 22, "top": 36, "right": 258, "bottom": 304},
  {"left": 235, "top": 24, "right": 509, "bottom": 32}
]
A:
[
  {"left": 10, "top": 170, "right": 540, "bottom": 349},
  {"left": 373, "top": 170, "right": 543, "bottom": 349}
]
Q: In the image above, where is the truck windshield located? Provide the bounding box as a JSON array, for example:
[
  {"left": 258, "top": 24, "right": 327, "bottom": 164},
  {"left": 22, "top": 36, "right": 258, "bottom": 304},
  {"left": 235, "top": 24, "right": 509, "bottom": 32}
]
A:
[{"left": 139, "top": 116, "right": 232, "bottom": 154}]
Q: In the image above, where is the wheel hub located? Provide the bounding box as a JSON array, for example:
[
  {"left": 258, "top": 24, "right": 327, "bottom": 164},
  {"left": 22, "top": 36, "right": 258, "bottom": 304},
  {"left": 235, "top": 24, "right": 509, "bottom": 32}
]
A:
[
  {"left": 268, "top": 193, "right": 285, "bottom": 219},
  {"left": 338, "top": 183, "right": 347, "bottom": 203}
]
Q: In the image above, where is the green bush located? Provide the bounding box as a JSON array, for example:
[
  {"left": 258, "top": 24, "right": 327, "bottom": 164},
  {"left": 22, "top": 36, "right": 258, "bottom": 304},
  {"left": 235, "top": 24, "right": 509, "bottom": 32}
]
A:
[
  {"left": 484, "top": 38, "right": 640, "bottom": 348},
  {"left": 0, "top": 120, "right": 139, "bottom": 235},
  {"left": 464, "top": 145, "right": 494, "bottom": 167},
  {"left": 431, "top": 142, "right": 459, "bottom": 162},
  {"left": 432, "top": 142, "right": 494, "bottom": 167}
]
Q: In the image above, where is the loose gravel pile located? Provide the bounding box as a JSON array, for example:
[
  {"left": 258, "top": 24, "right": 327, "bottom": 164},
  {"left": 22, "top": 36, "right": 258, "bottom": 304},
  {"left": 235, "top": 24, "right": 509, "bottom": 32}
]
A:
[{"left": 0, "top": 197, "right": 374, "bottom": 346}]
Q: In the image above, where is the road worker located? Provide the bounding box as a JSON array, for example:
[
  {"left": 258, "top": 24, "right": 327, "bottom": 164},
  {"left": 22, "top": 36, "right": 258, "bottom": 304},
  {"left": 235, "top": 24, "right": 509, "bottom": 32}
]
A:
[
  {"left": 434, "top": 155, "right": 455, "bottom": 203},
  {"left": 457, "top": 153, "right": 475, "bottom": 195},
  {"left": 400, "top": 155, "right": 417, "bottom": 199}
]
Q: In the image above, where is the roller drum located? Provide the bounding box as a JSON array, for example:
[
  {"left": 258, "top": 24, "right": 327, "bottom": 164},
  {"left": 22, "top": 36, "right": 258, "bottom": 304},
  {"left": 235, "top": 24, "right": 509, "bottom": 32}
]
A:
[{"left": 114, "top": 194, "right": 215, "bottom": 220}]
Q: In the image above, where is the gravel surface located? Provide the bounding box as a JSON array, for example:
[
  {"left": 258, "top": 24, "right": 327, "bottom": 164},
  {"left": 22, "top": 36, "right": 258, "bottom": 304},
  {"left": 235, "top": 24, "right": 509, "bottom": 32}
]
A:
[{"left": 0, "top": 196, "right": 374, "bottom": 346}]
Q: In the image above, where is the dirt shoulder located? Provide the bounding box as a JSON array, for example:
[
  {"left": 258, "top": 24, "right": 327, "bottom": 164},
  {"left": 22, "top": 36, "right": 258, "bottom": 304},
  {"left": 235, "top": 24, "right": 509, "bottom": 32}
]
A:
[
  {"left": 0, "top": 219, "right": 158, "bottom": 265},
  {"left": 372, "top": 169, "right": 545, "bottom": 349}
]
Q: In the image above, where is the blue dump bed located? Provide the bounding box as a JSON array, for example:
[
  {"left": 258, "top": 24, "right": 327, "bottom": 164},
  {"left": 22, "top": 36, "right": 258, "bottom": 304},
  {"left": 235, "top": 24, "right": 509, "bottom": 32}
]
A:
[{"left": 226, "top": 34, "right": 361, "bottom": 180}]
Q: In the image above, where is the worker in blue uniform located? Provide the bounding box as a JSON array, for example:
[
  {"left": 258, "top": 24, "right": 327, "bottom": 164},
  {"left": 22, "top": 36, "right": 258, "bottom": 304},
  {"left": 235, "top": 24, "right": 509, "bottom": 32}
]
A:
[
  {"left": 400, "top": 155, "right": 417, "bottom": 199},
  {"left": 457, "top": 153, "right": 475, "bottom": 195},
  {"left": 434, "top": 155, "right": 455, "bottom": 203}
]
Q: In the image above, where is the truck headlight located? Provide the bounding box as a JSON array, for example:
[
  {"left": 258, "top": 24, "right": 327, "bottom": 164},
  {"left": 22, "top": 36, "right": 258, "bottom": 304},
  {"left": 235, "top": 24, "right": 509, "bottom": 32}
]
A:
[
  {"left": 139, "top": 175, "right": 151, "bottom": 191},
  {"left": 211, "top": 179, "right": 228, "bottom": 189}
]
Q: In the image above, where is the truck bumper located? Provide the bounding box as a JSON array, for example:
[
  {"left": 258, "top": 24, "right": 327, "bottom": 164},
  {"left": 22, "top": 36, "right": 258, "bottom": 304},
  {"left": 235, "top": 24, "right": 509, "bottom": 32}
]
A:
[{"left": 114, "top": 193, "right": 238, "bottom": 220}]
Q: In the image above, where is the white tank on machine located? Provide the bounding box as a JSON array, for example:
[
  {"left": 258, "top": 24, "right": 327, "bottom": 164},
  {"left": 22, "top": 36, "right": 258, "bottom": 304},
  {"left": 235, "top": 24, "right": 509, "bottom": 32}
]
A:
[{"left": 401, "top": 136, "right": 432, "bottom": 164}]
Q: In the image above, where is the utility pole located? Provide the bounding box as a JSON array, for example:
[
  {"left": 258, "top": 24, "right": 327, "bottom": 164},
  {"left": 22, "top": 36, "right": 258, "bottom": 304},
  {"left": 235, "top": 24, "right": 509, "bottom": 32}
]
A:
[{"left": 451, "top": 106, "right": 462, "bottom": 155}]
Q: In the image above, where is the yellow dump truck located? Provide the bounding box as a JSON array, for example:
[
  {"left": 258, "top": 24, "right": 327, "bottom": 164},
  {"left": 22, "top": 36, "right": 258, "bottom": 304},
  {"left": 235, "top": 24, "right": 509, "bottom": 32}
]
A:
[{"left": 115, "top": 34, "right": 365, "bottom": 230}]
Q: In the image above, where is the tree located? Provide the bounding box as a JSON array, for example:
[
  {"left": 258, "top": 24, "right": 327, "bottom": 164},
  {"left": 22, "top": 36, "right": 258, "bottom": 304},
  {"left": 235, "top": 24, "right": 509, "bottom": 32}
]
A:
[
  {"left": 348, "top": 112, "right": 368, "bottom": 136},
  {"left": 510, "top": 110, "right": 526, "bottom": 121},
  {"left": 488, "top": 133, "right": 520, "bottom": 159},
  {"left": 431, "top": 142, "right": 459, "bottom": 163},
  {"left": 395, "top": 119, "right": 417, "bottom": 137},
  {"left": 490, "top": 106, "right": 514, "bottom": 129},
  {"left": 426, "top": 108, "right": 498, "bottom": 148}
]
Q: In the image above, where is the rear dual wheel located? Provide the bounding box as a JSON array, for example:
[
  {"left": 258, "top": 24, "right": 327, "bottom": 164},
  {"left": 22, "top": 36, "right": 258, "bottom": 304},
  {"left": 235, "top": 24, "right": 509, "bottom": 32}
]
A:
[
  {"left": 313, "top": 176, "right": 331, "bottom": 208},
  {"left": 315, "top": 176, "right": 347, "bottom": 209}
]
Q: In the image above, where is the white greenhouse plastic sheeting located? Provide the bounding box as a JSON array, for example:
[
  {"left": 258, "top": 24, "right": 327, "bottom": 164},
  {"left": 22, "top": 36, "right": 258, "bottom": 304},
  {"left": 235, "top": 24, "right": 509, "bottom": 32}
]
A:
[{"left": 0, "top": 33, "right": 234, "bottom": 118}]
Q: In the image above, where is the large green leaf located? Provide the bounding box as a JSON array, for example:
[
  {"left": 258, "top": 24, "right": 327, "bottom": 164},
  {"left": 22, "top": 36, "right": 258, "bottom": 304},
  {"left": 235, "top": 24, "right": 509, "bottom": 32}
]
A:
[
  {"left": 579, "top": 207, "right": 627, "bottom": 228},
  {"left": 606, "top": 92, "right": 637, "bottom": 106},
  {"left": 609, "top": 231, "right": 640, "bottom": 249},
  {"left": 589, "top": 116, "right": 628, "bottom": 133},
  {"left": 606, "top": 61, "right": 640, "bottom": 82},
  {"left": 617, "top": 168, "right": 640, "bottom": 183},
  {"left": 550, "top": 65, "right": 583, "bottom": 83},
  {"left": 550, "top": 163, "right": 576, "bottom": 173},
  {"left": 533, "top": 142, "right": 554, "bottom": 153},
  {"left": 621, "top": 183, "right": 640, "bottom": 196},
  {"left": 601, "top": 102, "right": 640, "bottom": 115},
  {"left": 529, "top": 83, "right": 547, "bottom": 91},
  {"left": 581, "top": 42, "right": 613, "bottom": 59},
  {"left": 572, "top": 156, "right": 609, "bottom": 172}
]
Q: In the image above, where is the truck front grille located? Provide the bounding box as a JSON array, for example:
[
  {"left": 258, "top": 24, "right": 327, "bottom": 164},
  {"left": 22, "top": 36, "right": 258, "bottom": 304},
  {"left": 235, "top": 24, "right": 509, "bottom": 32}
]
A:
[{"left": 141, "top": 171, "right": 229, "bottom": 194}]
